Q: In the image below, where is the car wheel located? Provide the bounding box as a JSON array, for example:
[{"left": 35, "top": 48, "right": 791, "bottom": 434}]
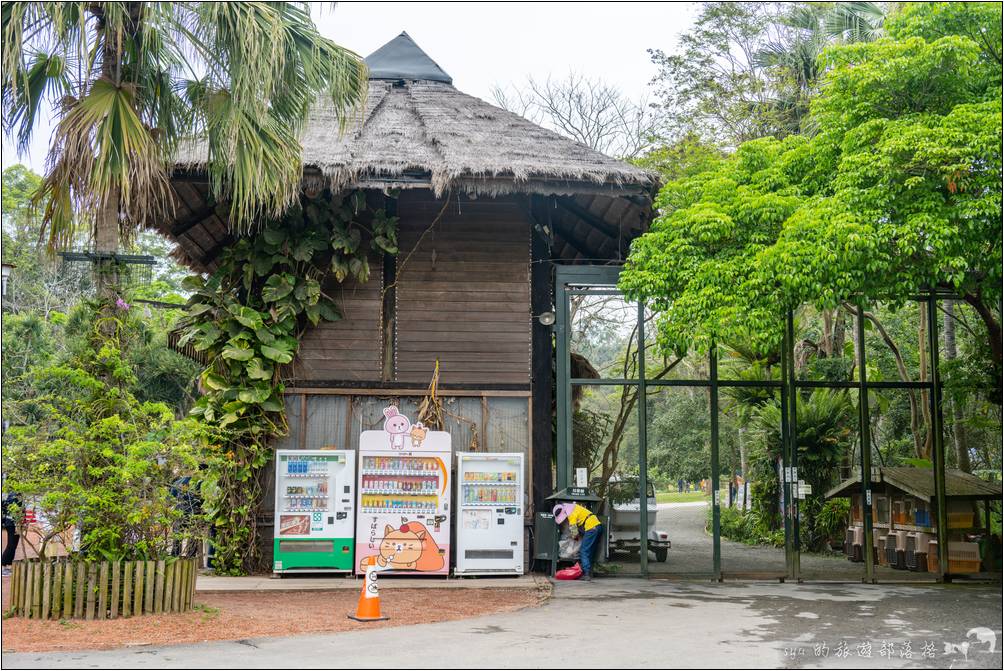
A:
[{"left": 654, "top": 548, "right": 668, "bottom": 562}]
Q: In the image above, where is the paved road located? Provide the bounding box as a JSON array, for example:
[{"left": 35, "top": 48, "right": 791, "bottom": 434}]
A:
[{"left": 5, "top": 579, "right": 1000, "bottom": 669}]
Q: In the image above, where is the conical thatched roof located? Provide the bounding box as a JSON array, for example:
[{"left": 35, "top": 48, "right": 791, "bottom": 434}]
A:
[
  {"left": 163, "top": 32, "right": 658, "bottom": 270},
  {"left": 175, "top": 32, "right": 655, "bottom": 199}
]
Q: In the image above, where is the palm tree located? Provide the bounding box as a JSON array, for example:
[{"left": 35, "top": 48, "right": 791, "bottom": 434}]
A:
[
  {"left": 2, "top": 2, "right": 366, "bottom": 294},
  {"left": 755, "top": 2, "right": 886, "bottom": 135}
]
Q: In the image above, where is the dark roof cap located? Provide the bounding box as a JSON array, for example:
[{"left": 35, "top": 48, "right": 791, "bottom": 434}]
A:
[{"left": 365, "top": 31, "right": 452, "bottom": 84}]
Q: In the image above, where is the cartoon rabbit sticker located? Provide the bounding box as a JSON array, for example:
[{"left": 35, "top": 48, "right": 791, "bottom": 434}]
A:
[{"left": 383, "top": 406, "right": 412, "bottom": 450}]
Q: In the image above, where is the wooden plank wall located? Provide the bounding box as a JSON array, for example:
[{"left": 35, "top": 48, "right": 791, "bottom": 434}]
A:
[
  {"left": 290, "top": 257, "right": 383, "bottom": 381},
  {"left": 394, "top": 192, "right": 531, "bottom": 386}
]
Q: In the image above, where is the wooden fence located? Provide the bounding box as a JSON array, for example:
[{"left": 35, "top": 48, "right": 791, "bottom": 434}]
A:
[{"left": 7, "top": 558, "right": 198, "bottom": 620}]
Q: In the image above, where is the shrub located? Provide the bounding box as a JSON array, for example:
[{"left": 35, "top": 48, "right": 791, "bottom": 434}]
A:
[{"left": 2, "top": 303, "right": 209, "bottom": 561}]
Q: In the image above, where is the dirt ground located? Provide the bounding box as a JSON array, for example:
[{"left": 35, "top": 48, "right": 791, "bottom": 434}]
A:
[{"left": 0, "top": 575, "right": 548, "bottom": 653}]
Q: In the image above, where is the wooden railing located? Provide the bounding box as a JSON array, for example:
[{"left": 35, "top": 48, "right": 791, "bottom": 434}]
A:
[{"left": 7, "top": 558, "right": 198, "bottom": 619}]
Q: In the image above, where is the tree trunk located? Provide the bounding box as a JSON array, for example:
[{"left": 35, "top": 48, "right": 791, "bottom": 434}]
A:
[
  {"left": 94, "top": 187, "right": 121, "bottom": 297},
  {"left": 844, "top": 303, "right": 924, "bottom": 457},
  {"left": 943, "top": 300, "right": 971, "bottom": 471},
  {"left": 918, "top": 308, "right": 933, "bottom": 459},
  {"left": 832, "top": 310, "right": 846, "bottom": 361},
  {"left": 94, "top": 4, "right": 124, "bottom": 298},
  {"left": 963, "top": 292, "right": 1003, "bottom": 400}
]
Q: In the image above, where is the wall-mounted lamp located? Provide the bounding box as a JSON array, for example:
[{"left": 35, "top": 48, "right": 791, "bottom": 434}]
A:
[{"left": 536, "top": 311, "right": 556, "bottom": 326}]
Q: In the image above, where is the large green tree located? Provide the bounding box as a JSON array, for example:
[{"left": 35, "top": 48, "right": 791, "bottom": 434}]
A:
[
  {"left": 2, "top": 2, "right": 366, "bottom": 290},
  {"left": 623, "top": 2, "right": 1003, "bottom": 390},
  {"left": 648, "top": 1, "right": 885, "bottom": 147}
]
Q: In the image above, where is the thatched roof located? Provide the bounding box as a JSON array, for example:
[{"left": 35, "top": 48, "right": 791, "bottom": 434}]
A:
[
  {"left": 174, "top": 32, "right": 655, "bottom": 199},
  {"left": 825, "top": 467, "right": 1002, "bottom": 501},
  {"left": 160, "top": 33, "right": 657, "bottom": 271}
]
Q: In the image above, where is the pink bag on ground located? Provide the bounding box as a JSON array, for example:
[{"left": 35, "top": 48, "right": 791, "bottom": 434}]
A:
[{"left": 555, "top": 563, "right": 583, "bottom": 580}]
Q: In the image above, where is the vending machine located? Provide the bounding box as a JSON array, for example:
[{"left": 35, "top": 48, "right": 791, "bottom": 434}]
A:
[
  {"left": 273, "top": 449, "right": 356, "bottom": 574},
  {"left": 455, "top": 452, "right": 525, "bottom": 575},
  {"left": 355, "top": 406, "right": 451, "bottom": 576}
]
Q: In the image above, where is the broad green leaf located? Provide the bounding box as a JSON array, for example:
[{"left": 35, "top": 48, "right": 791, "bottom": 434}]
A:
[{"left": 260, "top": 344, "right": 294, "bottom": 363}]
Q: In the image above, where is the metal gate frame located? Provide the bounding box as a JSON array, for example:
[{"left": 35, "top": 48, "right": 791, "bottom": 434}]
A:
[{"left": 554, "top": 264, "right": 959, "bottom": 582}]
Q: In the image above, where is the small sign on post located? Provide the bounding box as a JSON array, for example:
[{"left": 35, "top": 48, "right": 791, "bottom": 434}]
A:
[{"left": 575, "top": 468, "right": 587, "bottom": 488}]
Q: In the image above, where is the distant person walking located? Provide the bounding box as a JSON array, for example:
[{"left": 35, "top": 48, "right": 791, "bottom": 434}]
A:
[{"left": 677, "top": 478, "right": 684, "bottom": 494}]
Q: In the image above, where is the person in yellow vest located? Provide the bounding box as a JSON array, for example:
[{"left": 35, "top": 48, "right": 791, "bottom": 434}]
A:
[{"left": 554, "top": 502, "right": 602, "bottom": 580}]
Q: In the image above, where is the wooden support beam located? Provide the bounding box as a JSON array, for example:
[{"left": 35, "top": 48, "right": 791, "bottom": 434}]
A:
[
  {"left": 551, "top": 218, "right": 606, "bottom": 261},
  {"left": 530, "top": 196, "right": 555, "bottom": 530},
  {"left": 555, "top": 196, "right": 620, "bottom": 240},
  {"left": 170, "top": 204, "right": 219, "bottom": 238},
  {"left": 196, "top": 235, "right": 234, "bottom": 270}
]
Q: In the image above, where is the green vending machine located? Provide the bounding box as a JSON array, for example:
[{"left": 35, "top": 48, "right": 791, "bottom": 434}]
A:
[{"left": 273, "top": 449, "right": 356, "bottom": 573}]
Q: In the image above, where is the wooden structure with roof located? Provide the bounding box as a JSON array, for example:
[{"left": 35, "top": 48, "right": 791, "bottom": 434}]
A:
[
  {"left": 157, "top": 32, "right": 658, "bottom": 563},
  {"left": 826, "top": 467, "right": 1001, "bottom": 575}
]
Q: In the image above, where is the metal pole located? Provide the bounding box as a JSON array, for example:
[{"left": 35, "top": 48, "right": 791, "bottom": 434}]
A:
[
  {"left": 555, "top": 276, "right": 571, "bottom": 491},
  {"left": 786, "top": 311, "right": 801, "bottom": 581},
  {"left": 927, "top": 293, "right": 949, "bottom": 581},
  {"left": 710, "top": 342, "right": 721, "bottom": 581},
  {"left": 780, "top": 314, "right": 793, "bottom": 580},
  {"left": 637, "top": 301, "right": 649, "bottom": 577},
  {"left": 856, "top": 301, "right": 875, "bottom": 583}
]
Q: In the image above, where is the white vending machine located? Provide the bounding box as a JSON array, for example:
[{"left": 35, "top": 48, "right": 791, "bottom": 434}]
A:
[
  {"left": 455, "top": 452, "right": 525, "bottom": 575},
  {"left": 273, "top": 449, "right": 356, "bottom": 573},
  {"left": 355, "top": 406, "right": 452, "bottom": 576}
]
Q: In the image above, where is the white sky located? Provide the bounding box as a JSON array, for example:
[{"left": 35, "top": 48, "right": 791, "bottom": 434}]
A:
[{"left": 1, "top": 1, "right": 696, "bottom": 173}]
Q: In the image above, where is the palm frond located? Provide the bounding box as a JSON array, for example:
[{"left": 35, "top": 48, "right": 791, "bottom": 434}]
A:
[
  {"left": 4, "top": 49, "right": 72, "bottom": 153},
  {"left": 823, "top": 2, "right": 886, "bottom": 43},
  {"left": 40, "top": 77, "right": 171, "bottom": 246},
  {"left": 4, "top": 0, "right": 368, "bottom": 250}
]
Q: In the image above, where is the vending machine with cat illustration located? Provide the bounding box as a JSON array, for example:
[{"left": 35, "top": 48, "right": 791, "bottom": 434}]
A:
[
  {"left": 455, "top": 452, "right": 525, "bottom": 575},
  {"left": 354, "top": 406, "right": 452, "bottom": 576},
  {"left": 273, "top": 449, "right": 356, "bottom": 574}
]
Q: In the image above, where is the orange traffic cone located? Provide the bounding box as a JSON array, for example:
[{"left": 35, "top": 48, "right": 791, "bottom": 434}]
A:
[{"left": 348, "top": 556, "right": 389, "bottom": 621}]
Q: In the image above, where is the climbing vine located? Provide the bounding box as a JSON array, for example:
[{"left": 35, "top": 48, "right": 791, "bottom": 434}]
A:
[{"left": 177, "top": 191, "right": 398, "bottom": 574}]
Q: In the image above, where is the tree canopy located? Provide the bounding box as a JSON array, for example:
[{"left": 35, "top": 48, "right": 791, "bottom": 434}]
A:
[{"left": 622, "top": 2, "right": 1003, "bottom": 387}]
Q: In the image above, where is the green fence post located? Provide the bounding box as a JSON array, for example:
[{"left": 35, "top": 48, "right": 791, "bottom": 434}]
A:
[
  {"left": 638, "top": 301, "right": 649, "bottom": 577},
  {"left": 856, "top": 301, "right": 875, "bottom": 583},
  {"left": 710, "top": 342, "right": 721, "bottom": 581},
  {"left": 555, "top": 275, "right": 571, "bottom": 491},
  {"left": 780, "top": 312, "right": 793, "bottom": 580},
  {"left": 786, "top": 310, "right": 801, "bottom": 581},
  {"left": 927, "top": 293, "right": 949, "bottom": 581}
]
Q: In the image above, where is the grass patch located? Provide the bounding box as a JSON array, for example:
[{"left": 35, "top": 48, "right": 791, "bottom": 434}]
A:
[
  {"left": 655, "top": 491, "right": 709, "bottom": 504},
  {"left": 193, "top": 603, "right": 221, "bottom": 621}
]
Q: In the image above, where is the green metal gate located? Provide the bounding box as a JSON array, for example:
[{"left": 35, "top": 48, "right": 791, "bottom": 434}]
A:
[{"left": 554, "top": 264, "right": 958, "bottom": 582}]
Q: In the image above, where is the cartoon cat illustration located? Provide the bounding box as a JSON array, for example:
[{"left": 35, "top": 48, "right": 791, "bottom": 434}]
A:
[
  {"left": 410, "top": 422, "right": 428, "bottom": 448},
  {"left": 383, "top": 406, "right": 412, "bottom": 450},
  {"left": 363, "top": 521, "right": 444, "bottom": 572}
]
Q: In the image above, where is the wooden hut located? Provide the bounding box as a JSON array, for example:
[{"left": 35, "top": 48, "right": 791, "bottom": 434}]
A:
[
  {"left": 826, "top": 467, "right": 1001, "bottom": 574},
  {"left": 158, "top": 32, "right": 658, "bottom": 563}
]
